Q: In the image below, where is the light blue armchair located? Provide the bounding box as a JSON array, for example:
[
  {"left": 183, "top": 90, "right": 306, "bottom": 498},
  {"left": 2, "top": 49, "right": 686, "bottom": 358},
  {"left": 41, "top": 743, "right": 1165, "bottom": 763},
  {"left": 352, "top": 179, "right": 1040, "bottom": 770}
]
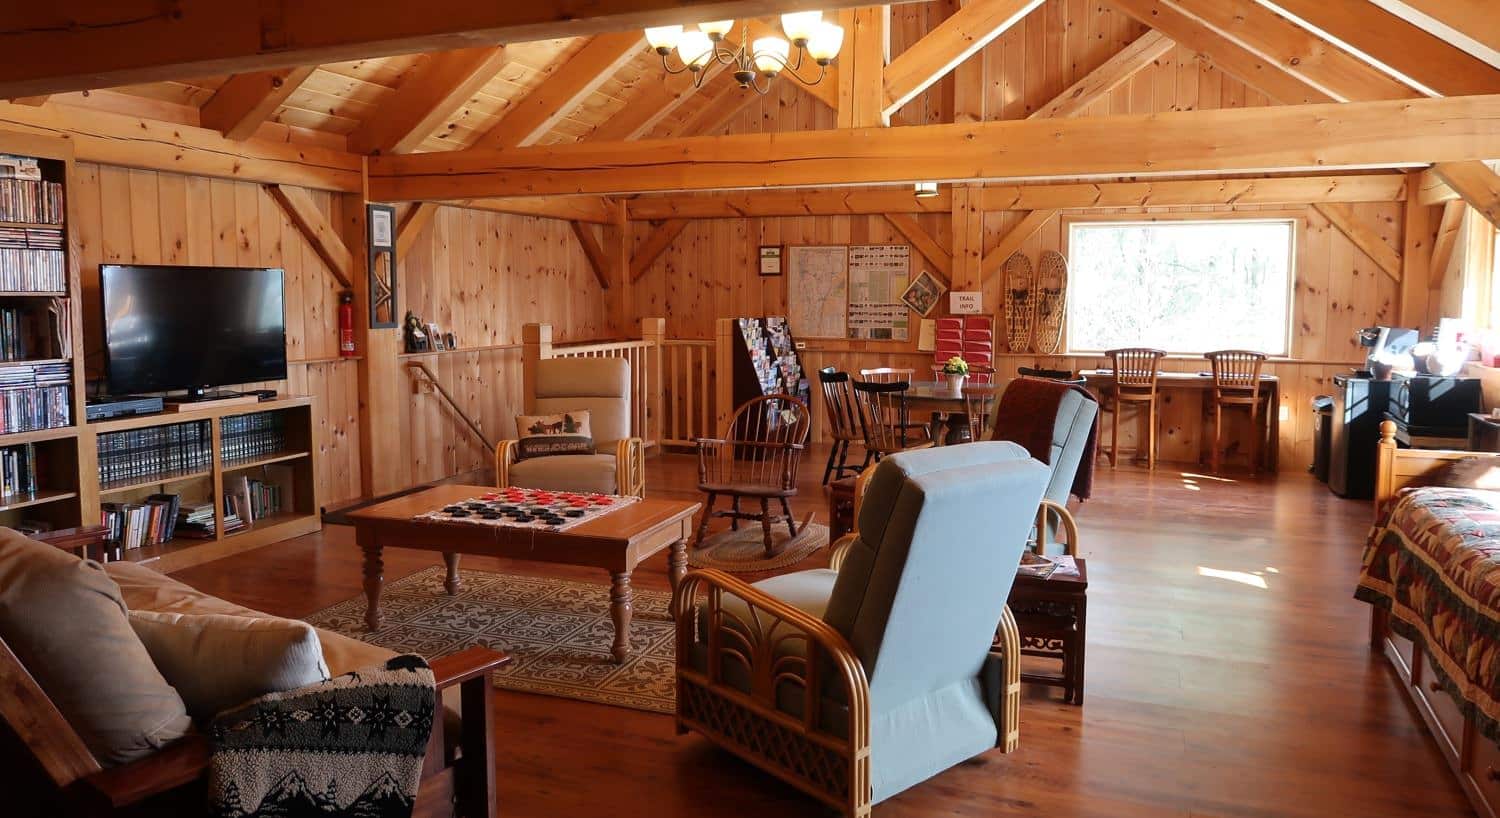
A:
[{"left": 672, "top": 442, "right": 1050, "bottom": 817}]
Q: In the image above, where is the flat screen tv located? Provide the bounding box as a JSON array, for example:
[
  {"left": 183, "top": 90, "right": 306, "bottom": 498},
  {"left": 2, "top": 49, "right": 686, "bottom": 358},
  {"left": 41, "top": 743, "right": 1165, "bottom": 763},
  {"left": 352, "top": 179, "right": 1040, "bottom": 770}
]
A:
[{"left": 100, "top": 265, "right": 287, "bottom": 397}]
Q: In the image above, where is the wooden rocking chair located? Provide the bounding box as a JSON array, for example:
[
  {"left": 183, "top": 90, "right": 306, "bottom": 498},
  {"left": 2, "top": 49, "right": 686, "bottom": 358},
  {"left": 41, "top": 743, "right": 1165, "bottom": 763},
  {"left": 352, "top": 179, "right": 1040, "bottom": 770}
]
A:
[{"left": 693, "top": 395, "right": 811, "bottom": 557}]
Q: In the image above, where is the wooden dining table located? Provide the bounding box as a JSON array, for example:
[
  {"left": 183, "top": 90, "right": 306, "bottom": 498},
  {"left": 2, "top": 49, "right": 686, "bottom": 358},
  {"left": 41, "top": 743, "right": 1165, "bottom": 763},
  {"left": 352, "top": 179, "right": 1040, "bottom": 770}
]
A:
[
  {"left": 1079, "top": 369, "right": 1280, "bottom": 471},
  {"left": 901, "top": 380, "right": 987, "bottom": 445}
]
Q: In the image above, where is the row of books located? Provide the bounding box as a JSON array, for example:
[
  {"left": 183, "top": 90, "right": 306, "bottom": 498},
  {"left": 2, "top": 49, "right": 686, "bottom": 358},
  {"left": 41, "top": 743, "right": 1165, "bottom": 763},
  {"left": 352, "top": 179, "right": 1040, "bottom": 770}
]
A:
[
  {"left": 0, "top": 442, "right": 40, "bottom": 497},
  {"left": 96, "top": 420, "right": 212, "bottom": 488},
  {"left": 227, "top": 475, "right": 283, "bottom": 524},
  {"left": 0, "top": 305, "right": 63, "bottom": 362},
  {"left": 0, "top": 248, "right": 65, "bottom": 292},
  {"left": 0, "top": 226, "right": 63, "bottom": 249},
  {"left": 101, "top": 494, "right": 181, "bottom": 549},
  {"left": 174, "top": 501, "right": 222, "bottom": 539},
  {"left": 0, "top": 177, "right": 64, "bottom": 225},
  {"left": 221, "top": 412, "right": 288, "bottom": 464},
  {"left": 0, "top": 383, "right": 70, "bottom": 434}
]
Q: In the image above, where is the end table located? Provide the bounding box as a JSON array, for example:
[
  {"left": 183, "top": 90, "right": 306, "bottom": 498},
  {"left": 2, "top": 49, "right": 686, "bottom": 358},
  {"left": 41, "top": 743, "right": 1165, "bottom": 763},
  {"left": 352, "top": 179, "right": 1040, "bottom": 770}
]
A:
[{"left": 1006, "top": 557, "right": 1088, "bottom": 705}]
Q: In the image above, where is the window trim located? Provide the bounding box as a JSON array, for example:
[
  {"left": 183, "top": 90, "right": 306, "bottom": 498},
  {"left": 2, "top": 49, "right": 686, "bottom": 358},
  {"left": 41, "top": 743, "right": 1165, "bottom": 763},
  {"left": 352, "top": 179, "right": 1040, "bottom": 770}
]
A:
[{"left": 1060, "top": 213, "right": 1302, "bottom": 357}]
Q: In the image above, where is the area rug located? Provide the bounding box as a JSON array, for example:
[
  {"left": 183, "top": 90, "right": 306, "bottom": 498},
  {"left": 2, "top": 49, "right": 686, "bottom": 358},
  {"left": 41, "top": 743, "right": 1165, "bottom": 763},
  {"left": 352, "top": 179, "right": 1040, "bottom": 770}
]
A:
[
  {"left": 304, "top": 566, "right": 675, "bottom": 714},
  {"left": 688, "top": 522, "right": 829, "bottom": 573}
]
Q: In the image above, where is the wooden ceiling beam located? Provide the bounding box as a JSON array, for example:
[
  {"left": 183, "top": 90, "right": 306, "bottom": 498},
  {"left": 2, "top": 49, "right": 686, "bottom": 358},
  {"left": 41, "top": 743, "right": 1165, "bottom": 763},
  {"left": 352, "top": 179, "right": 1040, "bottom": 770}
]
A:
[
  {"left": 623, "top": 174, "right": 1405, "bottom": 219},
  {"left": 882, "top": 0, "right": 1043, "bottom": 117},
  {"left": 396, "top": 202, "right": 440, "bottom": 262},
  {"left": 0, "top": 1, "right": 879, "bottom": 97},
  {"left": 1391, "top": 0, "right": 1500, "bottom": 57},
  {"left": 1107, "top": 0, "right": 1331, "bottom": 104},
  {"left": 442, "top": 196, "right": 616, "bottom": 224},
  {"left": 1432, "top": 161, "right": 1500, "bottom": 230},
  {"left": 883, "top": 213, "right": 953, "bottom": 279},
  {"left": 630, "top": 219, "right": 690, "bottom": 281},
  {"left": 366, "top": 94, "right": 1499, "bottom": 200},
  {"left": 348, "top": 46, "right": 509, "bottom": 155},
  {"left": 0, "top": 100, "right": 360, "bottom": 191},
  {"left": 1313, "top": 202, "right": 1403, "bottom": 282},
  {"left": 838, "top": 7, "right": 891, "bottom": 128},
  {"left": 1029, "top": 30, "right": 1174, "bottom": 118},
  {"left": 471, "top": 32, "right": 643, "bottom": 149},
  {"left": 570, "top": 221, "right": 614, "bottom": 289},
  {"left": 1167, "top": 0, "right": 1416, "bottom": 102},
  {"left": 587, "top": 59, "right": 723, "bottom": 142},
  {"left": 981, "top": 210, "right": 1056, "bottom": 277},
  {"left": 1429, "top": 200, "right": 1465, "bottom": 289},
  {"left": 265, "top": 184, "right": 356, "bottom": 290},
  {"left": 199, "top": 66, "right": 316, "bottom": 141},
  {"left": 1264, "top": 0, "right": 1500, "bottom": 96}
]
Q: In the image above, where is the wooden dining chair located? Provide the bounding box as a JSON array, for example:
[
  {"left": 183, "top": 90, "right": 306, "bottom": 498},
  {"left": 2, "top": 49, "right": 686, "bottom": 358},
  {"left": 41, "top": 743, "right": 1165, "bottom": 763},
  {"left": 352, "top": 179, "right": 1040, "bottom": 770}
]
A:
[
  {"left": 1204, "top": 349, "right": 1269, "bottom": 474},
  {"left": 853, "top": 381, "right": 935, "bottom": 463},
  {"left": 963, "top": 383, "right": 1000, "bottom": 442},
  {"left": 818, "top": 367, "right": 865, "bottom": 484},
  {"left": 694, "top": 394, "right": 812, "bottom": 556},
  {"left": 1102, "top": 348, "right": 1166, "bottom": 470},
  {"left": 857, "top": 368, "right": 931, "bottom": 450}
]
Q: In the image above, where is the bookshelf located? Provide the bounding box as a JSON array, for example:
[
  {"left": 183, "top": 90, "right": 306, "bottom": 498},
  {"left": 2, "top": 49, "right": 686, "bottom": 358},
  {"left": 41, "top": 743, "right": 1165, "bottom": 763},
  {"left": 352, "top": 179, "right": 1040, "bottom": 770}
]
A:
[
  {"left": 86, "top": 396, "right": 320, "bottom": 572},
  {"left": 0, "top": 132, "right": 88, "bottom": 537}
]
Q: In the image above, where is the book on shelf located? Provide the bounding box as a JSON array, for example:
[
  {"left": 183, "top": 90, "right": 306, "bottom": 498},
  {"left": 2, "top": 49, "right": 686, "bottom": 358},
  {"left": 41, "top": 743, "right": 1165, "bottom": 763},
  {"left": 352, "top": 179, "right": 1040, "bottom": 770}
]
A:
[
  {"left": 101, "top": 493, "right": 181, "bottom": 550},
  {"left": 0, "top": 165, "right": 64, "bottom": 224},
  {"left": 221, "top": 411, "right": 287, "bottom": 464},
  {"left": 0, "top": 441, "right": 38, "bottom": 497},
  {"left": 97, "top": 420, "right": 211, "bottom": 487},
  {"left": 224, "top": 474, "right": 284, "bottom": 526},
  {"left": 174, "top": 501, "right": 218, "bottom": 539},
  {"left": 0, "top": 301, "right": 67, "bottom": 361},
  {"left": 0, "top": 361, "right": 71, "bottom": 433}
]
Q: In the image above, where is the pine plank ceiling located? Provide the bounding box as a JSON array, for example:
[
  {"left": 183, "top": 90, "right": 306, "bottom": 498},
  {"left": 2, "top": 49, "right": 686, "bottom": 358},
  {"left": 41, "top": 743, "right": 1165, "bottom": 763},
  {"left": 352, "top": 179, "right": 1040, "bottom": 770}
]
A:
[{"left": 8, "top": 0, "right": 1500, "bottom": 156}]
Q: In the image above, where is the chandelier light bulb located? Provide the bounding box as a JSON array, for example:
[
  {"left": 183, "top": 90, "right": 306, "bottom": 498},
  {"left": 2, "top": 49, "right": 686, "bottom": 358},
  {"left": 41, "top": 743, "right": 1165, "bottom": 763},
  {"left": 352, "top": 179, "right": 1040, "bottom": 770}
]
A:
[
  {"left": 780, "top": 11, "right": 823, "bottom": 46},
  {"left": 805, "top": 21, "right": 845, "bottom": 64},
  {"left": 644, "top": 25, "right": 683, "bottom": 55},
  {"left": 753, "top": 37, "right": 791, "bottom": 76},
  {"left": 698, "top": 20, "right": 735, "bottom": 40},
  {"left": 677, "top": 30, "right": 715, "bottom": 69}
]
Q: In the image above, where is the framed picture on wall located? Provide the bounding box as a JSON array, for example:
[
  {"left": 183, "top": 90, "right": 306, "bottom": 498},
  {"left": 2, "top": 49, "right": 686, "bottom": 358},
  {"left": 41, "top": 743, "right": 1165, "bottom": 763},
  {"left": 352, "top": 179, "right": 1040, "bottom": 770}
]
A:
[
  {"left": 367, "top": 204, "right": 398, "bottom": 329},
  {"left": 759, "top": 245, "right": 783, "bottom": 276},
  {"left": 901, "top": 270, "right": 946, "bottom": 317}
]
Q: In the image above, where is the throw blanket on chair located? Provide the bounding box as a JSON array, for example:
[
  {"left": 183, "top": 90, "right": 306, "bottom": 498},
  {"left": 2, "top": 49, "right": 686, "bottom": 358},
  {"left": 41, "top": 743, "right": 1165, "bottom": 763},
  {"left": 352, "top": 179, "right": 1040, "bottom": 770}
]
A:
[
  {"left": 208, "top": 655, "right": 436, "bottom": 818},
  {"left": 991, "top": 376, "right": 1099, "bottom": 500}
]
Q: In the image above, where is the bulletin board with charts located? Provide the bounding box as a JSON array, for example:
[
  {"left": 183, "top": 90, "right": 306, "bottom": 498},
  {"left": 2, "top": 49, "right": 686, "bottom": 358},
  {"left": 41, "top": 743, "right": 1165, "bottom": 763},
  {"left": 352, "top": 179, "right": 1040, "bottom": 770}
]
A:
[{"left": 847, "top": 245, "right": 910, "bottom": 341}]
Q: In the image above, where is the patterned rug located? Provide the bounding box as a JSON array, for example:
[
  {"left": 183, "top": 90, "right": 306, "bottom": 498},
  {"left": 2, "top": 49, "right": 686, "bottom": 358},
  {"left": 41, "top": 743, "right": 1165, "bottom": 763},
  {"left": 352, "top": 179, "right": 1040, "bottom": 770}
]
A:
[
  {"left": 305, "top": 566, "right": 675, "bottom": 714},
  {"left": 688, "top": 522, "right": 830, "bottom": 573}
]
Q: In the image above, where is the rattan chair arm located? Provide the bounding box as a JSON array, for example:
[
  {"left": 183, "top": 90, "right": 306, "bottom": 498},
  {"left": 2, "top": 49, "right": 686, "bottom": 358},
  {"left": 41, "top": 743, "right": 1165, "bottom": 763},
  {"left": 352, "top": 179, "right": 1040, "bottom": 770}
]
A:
[
  {"left": 1034, "top": 499, "right": 1080, "bottom": 556},
  {"left": 828, "top": 534, "right": 858, "bottom": 571},
  {"left": 616, "top": 437, "right": 645, "bottom": 498},
  {"left": 494, "top": 439, "right": 520, "bottom": 487}
]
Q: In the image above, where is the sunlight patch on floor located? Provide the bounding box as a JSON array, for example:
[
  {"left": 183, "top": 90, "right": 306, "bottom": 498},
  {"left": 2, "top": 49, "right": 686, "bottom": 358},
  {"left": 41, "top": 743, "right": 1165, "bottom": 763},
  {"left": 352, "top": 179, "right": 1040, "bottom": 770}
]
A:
[{"left": 1197, "top": 566, "right": 1270, "bottom": 589}]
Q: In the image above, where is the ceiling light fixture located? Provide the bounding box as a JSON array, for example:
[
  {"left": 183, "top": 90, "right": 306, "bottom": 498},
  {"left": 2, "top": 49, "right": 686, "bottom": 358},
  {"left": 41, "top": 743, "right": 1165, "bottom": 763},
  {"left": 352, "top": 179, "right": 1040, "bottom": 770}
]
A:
[{"left": 645, "top": 12, "right": 844, "bottom": 95}]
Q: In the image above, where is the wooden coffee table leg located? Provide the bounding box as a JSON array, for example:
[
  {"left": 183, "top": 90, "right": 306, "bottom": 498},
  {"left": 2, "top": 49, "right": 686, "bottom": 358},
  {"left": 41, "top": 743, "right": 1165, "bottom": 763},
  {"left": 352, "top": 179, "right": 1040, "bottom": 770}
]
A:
[
  {"left": 668, "top": 539, "right": 688, "bottom": 591},
  {"left": 609, "top": 570, "right": 633, "bottom": 664},
  {"left": 361, "top": 541, "right": 384, "bottom": 632},
  {"left": 443, "top": 552, "right": 461, "bottom": 595}
]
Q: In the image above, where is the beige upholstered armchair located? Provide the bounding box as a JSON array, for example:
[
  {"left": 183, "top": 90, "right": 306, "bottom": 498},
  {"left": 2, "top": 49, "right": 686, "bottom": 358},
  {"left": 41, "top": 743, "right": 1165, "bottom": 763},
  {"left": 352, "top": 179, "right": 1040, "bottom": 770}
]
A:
[{"left": 495, "top": 357, "right": 645, "bottom": 497}]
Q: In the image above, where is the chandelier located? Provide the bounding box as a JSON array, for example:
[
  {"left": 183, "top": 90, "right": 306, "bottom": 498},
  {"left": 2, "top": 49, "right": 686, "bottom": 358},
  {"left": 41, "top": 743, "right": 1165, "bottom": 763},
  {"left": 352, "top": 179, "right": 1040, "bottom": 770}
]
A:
[{"left": 644, "top": 12, "right": 844, "bottom": 95}]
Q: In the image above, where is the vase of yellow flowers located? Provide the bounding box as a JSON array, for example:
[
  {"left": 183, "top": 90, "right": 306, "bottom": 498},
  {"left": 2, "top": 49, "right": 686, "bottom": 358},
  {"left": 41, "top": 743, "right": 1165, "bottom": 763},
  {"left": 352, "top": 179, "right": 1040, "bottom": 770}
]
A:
[{"left": 942, "top": 356, "right": 969, "bottom": 394}]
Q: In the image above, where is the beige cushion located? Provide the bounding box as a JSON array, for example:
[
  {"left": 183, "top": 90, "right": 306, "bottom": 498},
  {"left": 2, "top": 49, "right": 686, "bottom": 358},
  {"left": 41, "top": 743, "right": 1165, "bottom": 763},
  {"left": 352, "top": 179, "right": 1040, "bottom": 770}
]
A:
[
  {"left": 105, "top": 561, "right": 393, "bottom": 677},
  {"left": 508, "top": 452, "right": 618, "bottom": 494},
  {"left": 128, "top": 610, "right": 331, "bottom": 721},
  {"left": 1410, "top": 457, "right": 1500, "bottom": 490},
  {"left": 535, "top": 357, "right": 630, "bottom": 445},
  {"left": 0, "top": 527, "right": 191, "bottom": 766},
  {"left": 515, "top": 410, "right": 595, "bottom": 459}
]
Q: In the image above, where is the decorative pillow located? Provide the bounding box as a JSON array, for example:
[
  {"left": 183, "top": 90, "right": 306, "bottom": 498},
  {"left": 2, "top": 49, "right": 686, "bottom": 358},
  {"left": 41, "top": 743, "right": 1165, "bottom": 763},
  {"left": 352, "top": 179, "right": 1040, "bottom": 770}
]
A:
[
  {"left": 128, "top": 610, "right": 331, "bottom": 722},
  {"left": 1410, "top": 456, "right": 1500, "bottom": 490},
  {"left": 515, "top": 410, "right": 595, "bottom": 459},
  {"left": 0, "top": 527, "right": 191, "bottom": 766}
]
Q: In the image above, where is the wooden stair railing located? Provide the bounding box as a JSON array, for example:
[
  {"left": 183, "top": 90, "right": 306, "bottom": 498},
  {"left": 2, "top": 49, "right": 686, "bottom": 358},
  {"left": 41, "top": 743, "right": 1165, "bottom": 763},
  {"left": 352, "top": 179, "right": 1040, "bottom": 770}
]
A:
[{"left": 406, "top": 362, "right": 496, "bottom": 453}]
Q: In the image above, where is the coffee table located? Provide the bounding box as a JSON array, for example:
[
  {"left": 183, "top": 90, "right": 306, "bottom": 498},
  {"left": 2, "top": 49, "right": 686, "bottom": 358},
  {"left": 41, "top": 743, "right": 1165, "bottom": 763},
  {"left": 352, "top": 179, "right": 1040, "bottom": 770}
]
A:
[{"left": 347, "top": 485, "right": 701, "bottom": 663}]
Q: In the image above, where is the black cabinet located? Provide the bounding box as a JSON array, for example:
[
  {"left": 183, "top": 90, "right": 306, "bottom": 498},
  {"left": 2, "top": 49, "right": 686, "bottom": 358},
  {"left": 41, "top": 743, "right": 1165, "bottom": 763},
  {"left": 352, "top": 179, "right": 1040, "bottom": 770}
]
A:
[{"left": 1330, "top": 374, "right": 1391, "bottom": 499}]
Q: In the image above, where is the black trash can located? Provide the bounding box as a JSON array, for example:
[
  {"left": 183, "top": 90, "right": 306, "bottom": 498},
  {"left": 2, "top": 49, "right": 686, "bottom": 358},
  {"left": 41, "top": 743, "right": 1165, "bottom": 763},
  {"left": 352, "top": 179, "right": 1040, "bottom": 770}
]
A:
[{"left": 1311, "top": 395, "right": 1334, "bottom": 482}]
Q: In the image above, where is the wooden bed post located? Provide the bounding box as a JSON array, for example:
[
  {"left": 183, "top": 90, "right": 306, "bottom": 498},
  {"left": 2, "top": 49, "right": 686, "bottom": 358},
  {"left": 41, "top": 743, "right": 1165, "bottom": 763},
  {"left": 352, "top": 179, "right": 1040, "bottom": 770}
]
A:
[{"left": 1375, "top": 420, "right": 1398, "bottom": 520}]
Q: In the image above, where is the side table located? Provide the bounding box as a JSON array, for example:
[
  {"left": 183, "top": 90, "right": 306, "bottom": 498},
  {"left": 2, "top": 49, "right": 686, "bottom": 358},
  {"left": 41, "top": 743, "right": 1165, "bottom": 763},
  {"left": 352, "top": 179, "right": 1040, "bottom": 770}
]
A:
[
  {"left": 829, "top": 475, "right": 857, "bottom": 540},
  {"left": 1005, "top": 557, "right": 1088, "bottom": 704}
]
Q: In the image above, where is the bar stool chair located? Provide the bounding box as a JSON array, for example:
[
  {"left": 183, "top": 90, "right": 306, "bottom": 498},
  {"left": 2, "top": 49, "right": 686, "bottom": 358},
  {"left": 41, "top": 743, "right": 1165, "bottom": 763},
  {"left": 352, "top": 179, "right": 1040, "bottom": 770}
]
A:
[
  {"left": 817, "top": 367, "right": 864, "bottom": 484},
  {"left": 1102, "top": 348, "right": 1166, "bottom": 469},
  {"left": 962, "top": 383, "right": 1000, "bottom": 442},
  {"left": 1204, "top": 349, "right": 1269, "bottom": 474}
]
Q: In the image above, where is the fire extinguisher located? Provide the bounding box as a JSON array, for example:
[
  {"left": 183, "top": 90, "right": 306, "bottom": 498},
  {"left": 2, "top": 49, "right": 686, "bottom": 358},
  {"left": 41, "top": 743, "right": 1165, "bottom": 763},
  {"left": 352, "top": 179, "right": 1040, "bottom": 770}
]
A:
[{"left": 338, "top": 291, "right": 356, "bottom": 358}]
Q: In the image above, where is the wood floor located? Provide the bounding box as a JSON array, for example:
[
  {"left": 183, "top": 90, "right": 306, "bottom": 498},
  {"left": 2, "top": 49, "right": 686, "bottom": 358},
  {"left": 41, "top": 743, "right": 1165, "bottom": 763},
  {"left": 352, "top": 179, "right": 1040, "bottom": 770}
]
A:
[{"left": 171, "top": 450, "right": 1471, "bottom": 818}]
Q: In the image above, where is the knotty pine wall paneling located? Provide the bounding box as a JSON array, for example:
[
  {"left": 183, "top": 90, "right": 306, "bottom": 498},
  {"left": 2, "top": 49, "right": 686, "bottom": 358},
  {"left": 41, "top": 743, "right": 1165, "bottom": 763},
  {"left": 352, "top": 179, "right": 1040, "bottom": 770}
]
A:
[
  {"left": 393, "top": 203, "right": 608, "bottom": 489},
  {"left": 73, "top": 163, "right": 362, "bottom": 504}
]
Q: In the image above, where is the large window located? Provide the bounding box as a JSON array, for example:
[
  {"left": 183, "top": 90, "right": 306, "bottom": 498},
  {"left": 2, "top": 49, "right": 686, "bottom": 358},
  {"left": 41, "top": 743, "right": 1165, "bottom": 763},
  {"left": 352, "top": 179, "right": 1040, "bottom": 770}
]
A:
[{"left": 1065, "top": 219, "right": 1296, "bottom": 355}]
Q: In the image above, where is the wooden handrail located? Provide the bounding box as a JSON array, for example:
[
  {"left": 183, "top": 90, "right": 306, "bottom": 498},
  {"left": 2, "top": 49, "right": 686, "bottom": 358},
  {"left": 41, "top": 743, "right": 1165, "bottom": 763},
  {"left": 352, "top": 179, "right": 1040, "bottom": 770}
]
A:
[{"left": 405, "top": 362, "right": 496, "bottom": 452}]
